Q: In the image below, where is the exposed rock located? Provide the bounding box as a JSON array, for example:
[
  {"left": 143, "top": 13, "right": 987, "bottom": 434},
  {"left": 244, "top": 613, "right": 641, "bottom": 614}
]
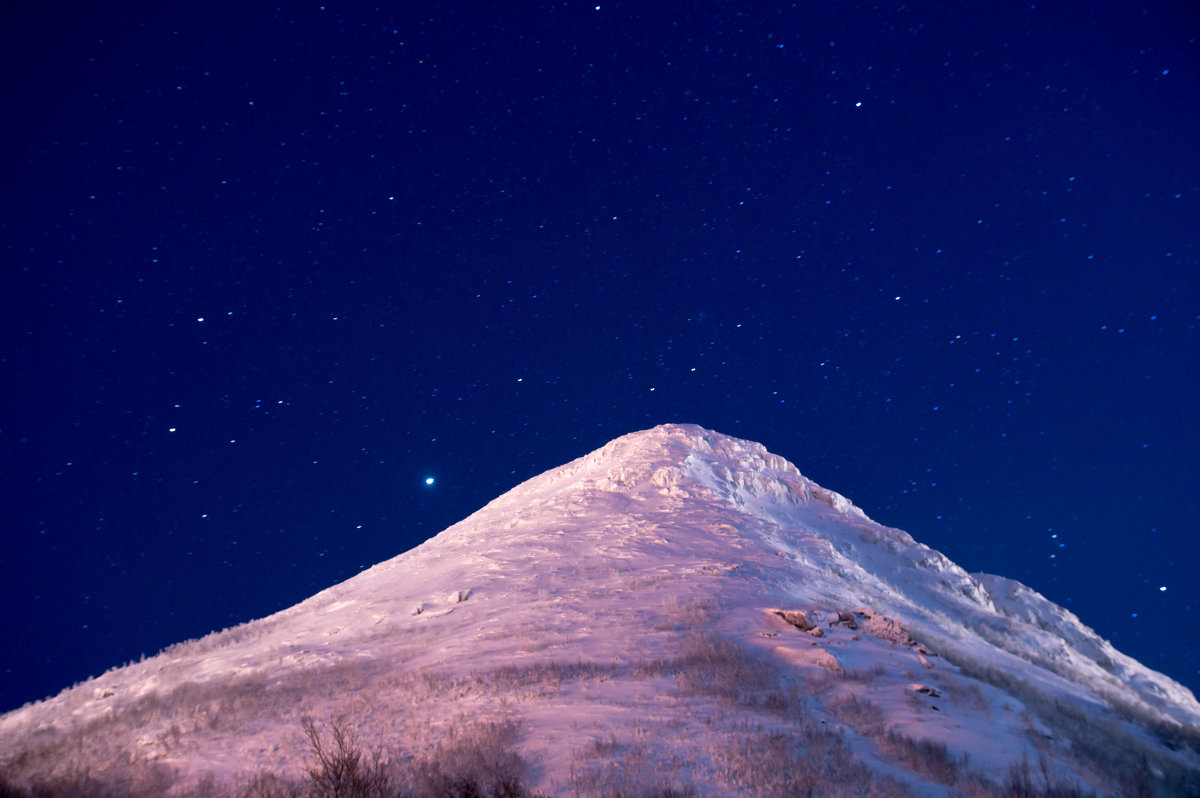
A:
[
  {"left": 772, "top": 609, "right": 815, "bottom": 631},
  {"left": 864, "top": 613, "right": 912, "bottom": 645},
  {"left": 834, "top": 611, "right": 859, "bottom": 630}
]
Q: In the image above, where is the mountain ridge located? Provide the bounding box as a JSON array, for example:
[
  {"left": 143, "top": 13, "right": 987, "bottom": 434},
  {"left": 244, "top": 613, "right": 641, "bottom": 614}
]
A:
[{"left": 2, "top": 423, "right": 1197, "bottom": 796}]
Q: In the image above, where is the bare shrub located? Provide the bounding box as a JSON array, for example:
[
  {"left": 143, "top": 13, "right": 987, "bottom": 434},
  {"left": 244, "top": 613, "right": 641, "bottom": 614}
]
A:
[
  {"left": 485, "top": 661, "right": 617, "bottom": 693},
  {"left": 412, "top": 719, "right": 533, "bottom": 798},
  {"left": 161, "top": 621, "right": 265, "bottom": 659},
  {"left": 712, "top": 729, "right": 914, "bottom": 798},
  {"left": 659, "top": 598, "right": 716, "bottom": 633},
  {"left": 191, "top": 773, "right": 223, "bottom": 798},
  {"left": 301, "top": 715, "right": 391, "bottom": 798},
  {"left": 1002, "top": 752, "right": 1095, "bottom": 798},
  {"left": 236, "top": 771, "right": 306, "bottom": 798},
  {"left": 905, "top": 625, "right": 1198, "bottom": 796},
  {"left": 227, "top": 716, "right": 541, "bottom": 798},
  {"left": 675, "top": 634, "right": 773, "bottom": 703},
  {"left": 827, "top": 695, "right": 887, "bottom": 739},
  {"left": 0, "top": 773, "right": 25, "bottom": 798},
  {"left": 588, "top": 732, "right": 623, "bottom": 758},
  {"left": 566, "top": 739, "right": 694, "bottom": 798},
  {"left": 839, "top": 664, "right": 887, "bottom": 684},
  {"left": 878, "top": 731, "right": 962, "bottom": 786},
  {"left": 958, "top": 680, "right": 992, "bottom": 713},
  {"left": 5, "top": 761, "right": 174, "bottom": 798}
]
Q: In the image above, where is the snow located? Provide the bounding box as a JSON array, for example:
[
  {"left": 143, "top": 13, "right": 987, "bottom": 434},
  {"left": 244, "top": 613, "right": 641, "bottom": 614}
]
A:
[{"left": 1, "top": 423, "right": 1197, "bottom": 796}]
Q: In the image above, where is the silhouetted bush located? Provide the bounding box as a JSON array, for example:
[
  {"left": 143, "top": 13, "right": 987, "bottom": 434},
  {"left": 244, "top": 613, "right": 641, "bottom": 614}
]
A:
[
  {"left": 879, "top": 731, "right": 961, "bottom": 786},
  {"left": 0, "top": 774, "right": 25, "bottom": 798},
  {"left": 300, "top": 715, "right": 392, "bottom": 798},
  {"left": 710, "top": 729, "right": 913, "bottom": 798},
  {"left": 1002, "top": 753, "right": 1093, "bottom": 798},
  {"left": 827, "top": 694, "right": 886, "bottom": 738},
  {"left": 412, "top": 720, "right": 532, "bottom": 798},
  {"left": 2, "top": 762, "right": 173, "bottom": 798},
  {"left": 236, "top": 772, "right": 305, "bottom": 798}
]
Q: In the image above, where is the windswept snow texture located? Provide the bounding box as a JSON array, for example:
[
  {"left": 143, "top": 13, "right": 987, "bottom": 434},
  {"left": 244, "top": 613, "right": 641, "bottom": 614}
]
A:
[{"left": 2, "top": 424, "right": 1197, "bottom": 796}]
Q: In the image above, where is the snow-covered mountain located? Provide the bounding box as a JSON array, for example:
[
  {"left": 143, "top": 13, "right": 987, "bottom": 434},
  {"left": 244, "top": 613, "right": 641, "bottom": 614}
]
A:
[{"left": 3, "top": 424, "right": 1198, "bottom": 796}]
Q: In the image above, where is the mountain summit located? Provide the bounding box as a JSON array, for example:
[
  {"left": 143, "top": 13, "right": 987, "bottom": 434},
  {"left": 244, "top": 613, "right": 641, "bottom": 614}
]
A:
[{"left": 3, "top": 423, "right": 1198, "bottom": 796}]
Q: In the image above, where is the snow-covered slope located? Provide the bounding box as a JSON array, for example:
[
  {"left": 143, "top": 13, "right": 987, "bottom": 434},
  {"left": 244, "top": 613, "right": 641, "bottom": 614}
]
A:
[{"left": 2, "top": 424, "right": 1197, "bottom": 796}]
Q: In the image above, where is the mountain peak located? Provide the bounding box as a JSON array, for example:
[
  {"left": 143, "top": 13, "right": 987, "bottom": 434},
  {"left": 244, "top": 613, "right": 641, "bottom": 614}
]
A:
[
  {"left": 484, "top": 422, "right": 864, "bottom": 523},
  {"left": 2, "top": 425, "right": 1198, "bottom": 796}
]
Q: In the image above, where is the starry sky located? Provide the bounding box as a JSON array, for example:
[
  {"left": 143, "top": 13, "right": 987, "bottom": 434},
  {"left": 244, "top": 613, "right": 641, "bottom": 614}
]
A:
[{"left": 2, "top": 2, "right": 1198, "bottom": 713}]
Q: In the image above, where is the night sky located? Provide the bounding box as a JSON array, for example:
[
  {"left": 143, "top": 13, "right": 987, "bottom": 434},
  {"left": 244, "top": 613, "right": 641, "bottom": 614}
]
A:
[{"left": 3, "top": 2, "right": 1198, "bottom": 714}]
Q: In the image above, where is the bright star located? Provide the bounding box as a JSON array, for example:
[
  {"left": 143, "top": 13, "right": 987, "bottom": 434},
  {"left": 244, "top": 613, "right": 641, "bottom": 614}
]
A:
[{"left": 424, "top": 476, "right": 436, "bottom": 486}]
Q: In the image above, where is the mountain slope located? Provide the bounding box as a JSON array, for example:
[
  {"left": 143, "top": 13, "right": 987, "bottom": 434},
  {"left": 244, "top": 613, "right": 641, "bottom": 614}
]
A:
[{"left": 2, "top": 423, "right": 1198, "bottom": 796}]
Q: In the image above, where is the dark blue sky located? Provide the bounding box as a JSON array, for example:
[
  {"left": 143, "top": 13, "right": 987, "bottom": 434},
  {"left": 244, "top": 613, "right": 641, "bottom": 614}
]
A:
[{"left": 3, "top": 2, "right": 1197, "bottom": 713}]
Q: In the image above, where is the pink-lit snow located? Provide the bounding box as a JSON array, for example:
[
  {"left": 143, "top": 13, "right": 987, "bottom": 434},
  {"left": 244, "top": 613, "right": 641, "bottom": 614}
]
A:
[{"left": 2, "top": 424, "right": 1196, "bottom": 795}]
